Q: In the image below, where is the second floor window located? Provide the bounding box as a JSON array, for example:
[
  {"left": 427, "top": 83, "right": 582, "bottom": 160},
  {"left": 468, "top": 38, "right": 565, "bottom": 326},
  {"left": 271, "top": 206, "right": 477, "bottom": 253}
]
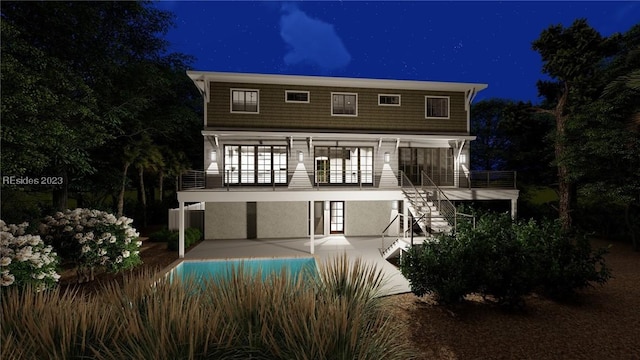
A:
[
  {"left": 231, "top": 89, "right": 259, "bottom": 113},
  {"left": 379, "top": 94, "right": 401, "bottom": 106},
  {"left": 285, "top": 90, "right": 310, "bottom": 103},
  {"left": 224, "top": 145, "right": 287, "bottom": 185},
  {"left": 425, "top": 96, "right": 449, "bottom": 119},
  {"left": 332, "top": 93, "right": 357, "bottom": 116}
]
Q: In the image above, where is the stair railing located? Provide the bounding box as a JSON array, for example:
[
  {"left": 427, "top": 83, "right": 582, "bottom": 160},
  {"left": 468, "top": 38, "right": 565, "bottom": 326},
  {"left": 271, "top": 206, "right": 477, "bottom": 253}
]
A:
[{"left": 420, "top": 171, "right": 475, "bottom": 233}]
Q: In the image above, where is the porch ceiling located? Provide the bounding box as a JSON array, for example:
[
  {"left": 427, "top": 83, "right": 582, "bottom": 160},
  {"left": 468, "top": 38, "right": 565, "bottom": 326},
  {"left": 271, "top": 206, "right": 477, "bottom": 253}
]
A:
[{"left": 202, "top": 130, "right": 475, "bottom": 147}]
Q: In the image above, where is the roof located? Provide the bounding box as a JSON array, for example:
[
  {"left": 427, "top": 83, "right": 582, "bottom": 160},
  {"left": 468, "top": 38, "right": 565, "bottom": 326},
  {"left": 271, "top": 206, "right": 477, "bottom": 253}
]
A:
[{"left": 186, "top": 70, "right": 488, "bottom": 95}]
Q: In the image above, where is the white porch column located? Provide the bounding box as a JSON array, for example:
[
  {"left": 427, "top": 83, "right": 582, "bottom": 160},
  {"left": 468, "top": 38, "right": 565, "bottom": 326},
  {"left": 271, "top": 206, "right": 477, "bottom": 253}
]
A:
[
  {"left": 179, "top": 201, "right": 185, "bottom": 258},
  {"left": 403, "top": 200, "right": 409, "bottom": 238},
  {"left": 309, "top": 201, "right": 315, "bottom": 254},
  {"left": 510, "top": 199, "right": 518, "bottom": 220}
]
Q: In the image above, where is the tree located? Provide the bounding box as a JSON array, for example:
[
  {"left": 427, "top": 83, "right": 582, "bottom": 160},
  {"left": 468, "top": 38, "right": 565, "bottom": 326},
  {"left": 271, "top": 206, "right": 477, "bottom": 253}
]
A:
[
  {"left": 0, "top": 1, "right": 178, "bottom": 211},
  {"left": 471, "top": 99, "right": 554, "bottom": 186},
  {"left": 571, "top": 24, "right": 640, "bottom": 250},
  {"left": 531, "top": 19, "right": 618, "bottom": 231},
  {"left": 2, "top": 2, "right": 202, "bottom": 225}
]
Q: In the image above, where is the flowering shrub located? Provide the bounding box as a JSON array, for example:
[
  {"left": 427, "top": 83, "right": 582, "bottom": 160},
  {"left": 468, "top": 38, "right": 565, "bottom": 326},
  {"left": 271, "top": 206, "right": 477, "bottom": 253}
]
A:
[
  {"left": 0, "top": 220, "right": 60, "bottom": 290},
  {"left": 40, "top": 209, "right": 142, "bottom": 282}
]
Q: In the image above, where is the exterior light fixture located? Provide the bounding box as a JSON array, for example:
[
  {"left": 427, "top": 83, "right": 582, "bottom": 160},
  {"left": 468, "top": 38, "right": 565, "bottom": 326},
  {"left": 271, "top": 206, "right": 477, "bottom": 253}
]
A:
[
  {"left": 459, "top": 154, "right": 467, "bottom": 164},
  {"left": 392, "top": 200, "right": 398, "bottom": 210},
  {"left": 384, "top": 152, "right": 390, "bottom": 163},
  {"left": 210, "top": 150, "right": 217, "bottom": 162},
  {"left": 298, "top": 151, "right": 304, "bottom": 163}
]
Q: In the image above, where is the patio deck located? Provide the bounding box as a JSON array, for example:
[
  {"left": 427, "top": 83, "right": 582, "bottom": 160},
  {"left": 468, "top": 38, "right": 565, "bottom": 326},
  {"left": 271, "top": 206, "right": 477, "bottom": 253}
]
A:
[{"left": 182, "top": 236, "right": 413, "bottom": 296}]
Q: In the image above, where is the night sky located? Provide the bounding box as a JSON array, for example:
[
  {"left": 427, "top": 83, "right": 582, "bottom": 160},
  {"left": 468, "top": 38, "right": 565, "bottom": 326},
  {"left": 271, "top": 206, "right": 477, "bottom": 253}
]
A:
[{"left": 154, "top": 1, "right": 639, "bottom": 103}]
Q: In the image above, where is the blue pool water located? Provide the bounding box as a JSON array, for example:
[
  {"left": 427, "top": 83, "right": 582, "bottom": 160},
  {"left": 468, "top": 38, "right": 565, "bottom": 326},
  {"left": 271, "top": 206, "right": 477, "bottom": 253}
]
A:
[{"left": 169, "top": 257, "right": 317, "bottom": 283}]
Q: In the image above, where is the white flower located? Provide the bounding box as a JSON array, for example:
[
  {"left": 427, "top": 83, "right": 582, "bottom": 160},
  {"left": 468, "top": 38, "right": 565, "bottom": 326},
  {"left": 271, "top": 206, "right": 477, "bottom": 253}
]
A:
[
  {"left": 115, "top": 256, "right": 123, "bottom": 264},
  {"left": 75, "top": 233, "right": 83, "bottom": 240},
  {"left": 109, "top": 236, "right": 116, "bottom": 243},
  {"left": 27, "top": 235, "right": 41, "bottom": 246},
  {"left": 1, "top": 273, "right": 15, "bottom": 286},
  {"left": 32, "top": 272, "right": 45, "bottom": 280},
  {"left": 122, "top": 250, "right": 130, "bottom": 258},
  {"left": 15, "top": 247, "right": 33, "bottom": 262},
  {"left": 135, "top": 241, "right": 142, "bottom": 247},
  {"left": 75, "top": 225, "right": 84, "bottom": 232},
  {"left": 81, "top": 245, "right": 91, "bottom": 254},
  {"left": 64, "top": 225, "right": 73, "bottom": 232},
  {"left": 0, "top": 257, "right": 11, "bottom": 266}
]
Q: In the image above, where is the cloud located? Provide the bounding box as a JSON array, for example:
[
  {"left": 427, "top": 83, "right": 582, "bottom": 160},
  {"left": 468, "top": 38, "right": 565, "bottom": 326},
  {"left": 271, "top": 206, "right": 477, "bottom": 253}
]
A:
[{"left": 279, "top": 4, "right": 351, "bottom": 72}]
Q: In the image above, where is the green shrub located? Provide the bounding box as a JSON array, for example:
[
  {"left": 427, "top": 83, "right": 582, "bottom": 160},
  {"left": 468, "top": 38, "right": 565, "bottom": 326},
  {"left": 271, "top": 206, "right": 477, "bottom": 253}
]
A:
[
  {"left": 148, "top": 228, "right": 176, "bottom": 243},
  {"left": 526, "top": 221, "right": 611, "bottom": 300},
  {"left": 400, "top": 211, "right": 611, "bottom": 307},
  {"left": 166, "top": 227, "right": 202, "bottom": 251},
  {"left": 400, "top": 233, "right": 477, "bottom": 304}
]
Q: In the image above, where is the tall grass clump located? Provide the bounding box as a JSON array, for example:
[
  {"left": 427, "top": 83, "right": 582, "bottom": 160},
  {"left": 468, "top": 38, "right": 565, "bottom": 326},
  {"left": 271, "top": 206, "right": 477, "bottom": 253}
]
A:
[
  {"left": 1, "top": 285, "right": 116, "bottom": 359},
  {"left": 2, "top": 255, "right": 414, "bottom": 359}
]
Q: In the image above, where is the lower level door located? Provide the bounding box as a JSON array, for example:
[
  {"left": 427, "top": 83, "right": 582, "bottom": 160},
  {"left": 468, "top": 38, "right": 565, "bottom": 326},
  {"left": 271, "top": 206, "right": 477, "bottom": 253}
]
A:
[{"left": 330, "top": 201, "right": 344, "bottom": 234}]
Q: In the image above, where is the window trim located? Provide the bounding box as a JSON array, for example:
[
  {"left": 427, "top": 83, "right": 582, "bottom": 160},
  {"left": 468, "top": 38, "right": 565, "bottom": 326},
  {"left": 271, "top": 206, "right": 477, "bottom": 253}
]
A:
[
  {"left": 285, "top": 90, "right": 310, "bottom": 103},
  {"left": 331, "top": 92, "right": 358, "bottom": 117},
  {"left": 230, "top": 88, "right": 260, "bottom": 114},
  {"left": 378, "top": 94, "right": 401, "bottom": 107},
  {"left": 425, "top": 95, "right": 450, "bottom": 119}
]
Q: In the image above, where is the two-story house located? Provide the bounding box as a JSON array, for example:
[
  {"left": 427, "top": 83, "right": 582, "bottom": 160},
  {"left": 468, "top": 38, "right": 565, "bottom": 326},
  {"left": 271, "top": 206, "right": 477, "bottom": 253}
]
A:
[{"left": 175, "top": 71, "right": 519, "bottom": 258}]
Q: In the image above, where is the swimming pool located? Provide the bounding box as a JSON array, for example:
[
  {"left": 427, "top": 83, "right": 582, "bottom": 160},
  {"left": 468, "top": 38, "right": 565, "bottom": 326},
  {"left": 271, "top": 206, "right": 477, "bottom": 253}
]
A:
[{"left": 168, "top": 257, "right": 318, "bottom": 283}]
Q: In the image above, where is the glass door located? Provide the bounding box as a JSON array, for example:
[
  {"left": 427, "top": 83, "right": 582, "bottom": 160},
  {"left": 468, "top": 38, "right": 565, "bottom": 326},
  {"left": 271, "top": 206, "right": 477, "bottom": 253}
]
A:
[{"left": 330, "top": 201, "right": 344, "bottom": 234}]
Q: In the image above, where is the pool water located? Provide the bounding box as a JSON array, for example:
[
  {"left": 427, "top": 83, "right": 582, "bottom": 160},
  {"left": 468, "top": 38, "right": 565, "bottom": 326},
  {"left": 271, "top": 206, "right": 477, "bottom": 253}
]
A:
[{"left": 169, "top": 257, "right": 317, "bottom": 283}]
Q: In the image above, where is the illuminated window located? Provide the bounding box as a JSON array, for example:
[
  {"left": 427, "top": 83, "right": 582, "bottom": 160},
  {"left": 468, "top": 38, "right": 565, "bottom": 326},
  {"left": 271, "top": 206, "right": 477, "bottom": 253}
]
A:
[{"left": 224, "top": 145, "right": 287, "bottom": 185}]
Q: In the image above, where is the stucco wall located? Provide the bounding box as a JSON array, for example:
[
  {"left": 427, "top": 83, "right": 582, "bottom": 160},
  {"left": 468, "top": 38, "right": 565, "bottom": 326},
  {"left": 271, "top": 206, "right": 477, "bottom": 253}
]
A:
[
  {"left": 345, "top": 201, "right": 395, "bottom": 236},
  {"left": 204, "top": 202, "right": 247, "bottom": 239},
  {"left": 257, "top": 201, "right": 308, "bottom": 238}
]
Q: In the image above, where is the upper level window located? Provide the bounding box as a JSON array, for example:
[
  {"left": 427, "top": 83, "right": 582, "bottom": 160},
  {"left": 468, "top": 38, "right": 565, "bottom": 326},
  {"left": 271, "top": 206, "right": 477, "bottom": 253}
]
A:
[
  {"left": 378, "top": 94, "right": 401, "bottom": 106},
  {"left": 332, "top": 93, "right": 357, "bottom": 116},
  {"left": 425, "top": 96, "right": 449, "bottom": 119},
  {"left": 231, "top": 89, "right": 259, "bottom": 113},
  {"left": 285, "top": 90, "right": 310, "bottom": 103}
]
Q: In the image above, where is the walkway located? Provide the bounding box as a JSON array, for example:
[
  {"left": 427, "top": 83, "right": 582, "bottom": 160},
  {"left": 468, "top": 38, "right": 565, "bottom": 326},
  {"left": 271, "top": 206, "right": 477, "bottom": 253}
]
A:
[{"left": 183, "top": 236, "right": 412, "bottom": 296}]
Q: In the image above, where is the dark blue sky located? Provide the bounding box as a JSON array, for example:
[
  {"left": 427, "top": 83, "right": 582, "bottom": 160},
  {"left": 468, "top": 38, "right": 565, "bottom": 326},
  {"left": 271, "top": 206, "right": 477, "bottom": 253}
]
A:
[{"left": 154, "top": 1, "right": 639, "bottom": 103}]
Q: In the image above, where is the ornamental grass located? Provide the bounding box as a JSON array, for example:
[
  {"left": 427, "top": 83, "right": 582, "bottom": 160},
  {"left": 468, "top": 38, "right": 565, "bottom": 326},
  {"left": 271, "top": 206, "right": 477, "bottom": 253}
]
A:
[{"left": 2, "top": 254, "right": 414, "bottom": 360}]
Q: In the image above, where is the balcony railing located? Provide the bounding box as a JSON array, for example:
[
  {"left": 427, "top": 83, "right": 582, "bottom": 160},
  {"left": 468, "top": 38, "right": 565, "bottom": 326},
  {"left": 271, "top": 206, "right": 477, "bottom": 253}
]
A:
[
  {"left": 423, "top": 170, "right": 517, "bottom": 189},
  {"left": 179, "top": 170, "right": 205, "bottom": 190},
  {"left": 179, "top": 169, "right": 517, "bottom": 191}
]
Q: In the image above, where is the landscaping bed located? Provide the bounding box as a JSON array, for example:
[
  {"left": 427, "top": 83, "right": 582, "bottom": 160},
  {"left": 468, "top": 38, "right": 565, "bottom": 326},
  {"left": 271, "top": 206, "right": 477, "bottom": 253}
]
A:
[{"left": 57, "top": 238, "right": 639, "bottom": 359}]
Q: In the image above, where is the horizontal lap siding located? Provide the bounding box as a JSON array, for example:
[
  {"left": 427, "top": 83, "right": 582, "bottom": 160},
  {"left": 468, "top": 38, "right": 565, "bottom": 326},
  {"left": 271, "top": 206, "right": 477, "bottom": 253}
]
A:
[{"left": 208, "top": 82, "right": 468, "bottom": 134}]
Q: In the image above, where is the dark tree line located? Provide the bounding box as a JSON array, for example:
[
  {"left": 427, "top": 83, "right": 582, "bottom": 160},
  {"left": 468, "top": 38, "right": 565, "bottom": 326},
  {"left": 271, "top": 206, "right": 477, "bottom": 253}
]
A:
[
  {"left": 1, "top": 1, "right": 202, "bottom": 225},
  {"left": 472, "top": 20, "right": 640, "bottom": 250}
]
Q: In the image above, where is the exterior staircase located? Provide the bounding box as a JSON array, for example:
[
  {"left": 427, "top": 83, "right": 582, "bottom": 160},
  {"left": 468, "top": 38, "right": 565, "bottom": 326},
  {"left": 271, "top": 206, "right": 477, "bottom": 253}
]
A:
[{"left": 380, "top": 171, "right": 465, "bottom": 260}]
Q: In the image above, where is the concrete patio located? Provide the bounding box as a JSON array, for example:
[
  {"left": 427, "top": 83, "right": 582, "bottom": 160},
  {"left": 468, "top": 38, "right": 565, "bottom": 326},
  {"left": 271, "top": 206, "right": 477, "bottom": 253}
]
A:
[{"left": 181, "top": 235, "right": 413, "bottom": 296}]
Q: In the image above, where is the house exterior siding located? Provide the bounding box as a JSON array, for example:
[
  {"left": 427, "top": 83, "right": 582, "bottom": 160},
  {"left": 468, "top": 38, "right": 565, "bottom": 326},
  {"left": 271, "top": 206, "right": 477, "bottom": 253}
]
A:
[
  {"left": 256, "top": 202, "right": 308, "bottom": 238},
  {"left": 208, "top": 81, "right": 468, "bottom": 134}
]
